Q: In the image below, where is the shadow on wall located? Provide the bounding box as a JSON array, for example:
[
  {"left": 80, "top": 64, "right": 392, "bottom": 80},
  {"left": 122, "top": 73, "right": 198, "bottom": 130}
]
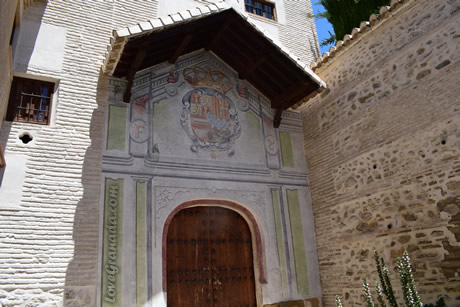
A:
[
  {"left": 0, "top": 1, "right": 46, "bottom": 130},
  {"left": 0, "top": 1, "right": 46, "bottom": 160},
  {"left": 11, "top": 1, "right": 47, "bottom": 73},
  {"left": 0, "top": 123, "right": 11, "bottom": 184},
  {"left": 309, "top": 24, "right": 320, "bottom": 60},
  {"left": 0, "top": 4, "right": 47, "bottom": 212},
  {"left": 63, "top": 71, "right": 109, "bottom": 306}
]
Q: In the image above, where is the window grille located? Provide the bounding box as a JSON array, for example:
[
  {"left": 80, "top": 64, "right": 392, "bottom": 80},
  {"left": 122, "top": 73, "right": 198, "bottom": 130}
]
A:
[
  {"left": 6, "top": 77, "right": 54, "bottom": 125},
  {"left": 245, "top": 0, "right": 275, "bottom": 20}
]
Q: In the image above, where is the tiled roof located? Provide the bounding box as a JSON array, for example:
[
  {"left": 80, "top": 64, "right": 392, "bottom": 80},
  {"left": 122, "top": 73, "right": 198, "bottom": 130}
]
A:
[
  {"left": 309, "top": 0, "right": 407, "bottom": 72},
  {"left": 102, "top": 2, "right": 325, "bottom": 89}
]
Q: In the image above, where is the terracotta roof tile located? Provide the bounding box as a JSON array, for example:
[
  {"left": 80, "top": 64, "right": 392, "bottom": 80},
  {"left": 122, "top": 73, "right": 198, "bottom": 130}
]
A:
[
  {"left": 208, "top": 4, "right": 219, "bottom": 12},
  {"left": 198, "top": 6, "right": 211, "bottom": 14},
  {"left": 189, "top": 8, "right": 202, "bottom": 17},
  {"left": 335, "top": 40, "right": 344, "bottom": 51},
  {"left": 116, "top": 27, "right": 130, "bottom": 38},
  {"left": 128, "top": 24, "right": 142, "bottom": 35},
  {"left": 214, "top": 2, "right": 229, "bottom": 10},
  {"left": 170, "top": 13, "right": 183, "bottom": 23},
  {"left": 380, "top": 6, "right": 391, "bottom": 17},
  {"left": 149, "top": 18, "right": 163, "bottom": 29},
  {"left": 139, "top": 21, "right": 153, "bottom": 31},
  {"left": 159, "top": 16, "right": 174, "bottom": 26},
  {"left": 343, "top": 34, "right": 353, "bottom": 45},
  {"left": 369, "top": 13, "right": 379, "bottom": 25},
  {"left": 360, "top": 21, "right": 370, "bottom": 31},
  {"left": 178, "top": 10, "right": 193, "bottom": 20}
]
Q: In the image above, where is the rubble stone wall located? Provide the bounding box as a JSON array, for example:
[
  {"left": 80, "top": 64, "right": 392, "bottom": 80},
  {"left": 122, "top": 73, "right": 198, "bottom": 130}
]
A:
[{"left": 299, "top": 0, "right": 460, "bottom": 305}]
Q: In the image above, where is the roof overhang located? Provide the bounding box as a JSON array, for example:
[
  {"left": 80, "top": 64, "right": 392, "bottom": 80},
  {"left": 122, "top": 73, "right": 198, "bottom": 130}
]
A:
[{"left": 102, "top": 3, "right": 325, "bottom": 127}]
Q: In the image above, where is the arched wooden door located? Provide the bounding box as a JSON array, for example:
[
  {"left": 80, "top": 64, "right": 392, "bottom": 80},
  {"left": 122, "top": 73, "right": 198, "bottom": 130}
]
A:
[{"left": 167, "top": 206, "right": 257, "bottom": 307}]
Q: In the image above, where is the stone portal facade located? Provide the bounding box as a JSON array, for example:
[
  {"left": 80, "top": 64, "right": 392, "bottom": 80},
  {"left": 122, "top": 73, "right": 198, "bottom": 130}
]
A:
[
  {"left": 299, "top": 0, "right": 460, "bottom": 305},
  {"left": 100, "top": 51, "right": 322, "bottom": 306}
]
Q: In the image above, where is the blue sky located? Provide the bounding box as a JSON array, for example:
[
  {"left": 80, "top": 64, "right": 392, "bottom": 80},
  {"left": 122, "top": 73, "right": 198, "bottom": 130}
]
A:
[{"left": 312, "top": 2, "right": 335, "bottom": 55}]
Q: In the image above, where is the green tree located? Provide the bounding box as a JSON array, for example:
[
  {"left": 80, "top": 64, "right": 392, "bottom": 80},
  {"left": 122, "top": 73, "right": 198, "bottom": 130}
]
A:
[{"left": 315, "top": 0, "right": 389, "bottom": 47}]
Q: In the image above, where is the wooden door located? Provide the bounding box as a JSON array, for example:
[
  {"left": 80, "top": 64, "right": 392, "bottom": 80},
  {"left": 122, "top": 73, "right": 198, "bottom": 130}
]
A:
[{"left": 167, "top": 206, "right": 256, "bottom": 307}]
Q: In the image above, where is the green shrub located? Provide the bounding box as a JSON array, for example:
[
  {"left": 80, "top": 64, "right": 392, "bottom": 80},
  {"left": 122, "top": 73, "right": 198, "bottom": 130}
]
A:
[{"left": 335, "top": 251, "right": 446, "bottom": 307}]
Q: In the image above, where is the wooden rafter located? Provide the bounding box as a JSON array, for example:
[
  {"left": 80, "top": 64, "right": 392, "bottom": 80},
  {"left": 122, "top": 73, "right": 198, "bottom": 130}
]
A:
[
  {"left": 238, "top": 49, "right": 270, "bottom": 80},
  {"left": 273, "top": 108, "right": 283, "bottom": 129},
  {"left": 123, "top": 47, "right": 148, "bottom": 103},
  {"left": 169, "top": 33, "right": 194, "bottom": 64},
  {"left": 271, "top": 81, "right": 304, "bottom": 108},
  {"left": 205, "top": 21, "right": 229, "bottom": 51},
  {"left": 272, "top": 80, "right": 311, "bottom": 128}
]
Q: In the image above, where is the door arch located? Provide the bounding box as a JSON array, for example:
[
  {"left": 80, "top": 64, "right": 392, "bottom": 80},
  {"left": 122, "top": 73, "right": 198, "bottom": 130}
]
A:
[{"left": 163, "top": 200, "right": 264, "bottom": 307}]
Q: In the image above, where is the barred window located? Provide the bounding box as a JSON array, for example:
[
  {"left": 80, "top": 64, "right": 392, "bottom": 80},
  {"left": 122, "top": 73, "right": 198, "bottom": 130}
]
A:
[
  {"left": 6, "top": 77, "right": 54, "bottom": 125},
  {"left": 245, "top": 0, "right": 276, "bottom": 20}
]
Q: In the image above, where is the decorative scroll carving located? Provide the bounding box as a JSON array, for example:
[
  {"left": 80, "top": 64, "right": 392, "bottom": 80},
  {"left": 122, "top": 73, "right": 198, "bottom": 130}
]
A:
[{"left": 156, "top": 188, "right": 191, "bottom": 218}]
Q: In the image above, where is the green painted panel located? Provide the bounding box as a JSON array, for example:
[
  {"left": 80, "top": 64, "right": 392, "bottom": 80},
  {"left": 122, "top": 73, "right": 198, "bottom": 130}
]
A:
[
  {"left": 272, "top": 189, "right": 288, "bottom": 296},
  {"left": 152, "top": 98, "right": 169, "bottom": 132},
  {"left": 279, "top": 132, "right": 294, "bottom": 168},
  {"left": 246, "top": 111, "right": 261, "bottom": 131},
  {"left": 107, "top": 105, "right": 126, "bottom": 151},
  {"left": 102, "top": 178, "right": 124, "bottom": 307},
  {"left": 245, "top": 112, "right": 263, "bottom": 150},
  {"left": 136, "top": 182, "right": 147, "bottom": 307},
  {"left": 286, "top": 189, "right": 309, "bottom": 296}
]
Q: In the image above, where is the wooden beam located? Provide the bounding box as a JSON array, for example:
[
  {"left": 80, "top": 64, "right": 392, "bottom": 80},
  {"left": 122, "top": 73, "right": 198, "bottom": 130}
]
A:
[
  {"left": 123, "top": 47, "right": 148, "bottom": 103},
  {"left": 273, "top": 108, "right": 283, "bottom": 128},
  {"left": 271, "top": 80, "right": 312, "bottom": 128},
  {"left": 169, "top": 33, "right": 193, "bottom": 64},
  {"left": 248, "top": 61, "right": 286, "bottom": 93},
  {"left": 271, "top": 81, "right": 306, "bottom": 109},
  {"left": 238, "top": 49, "right": 270, "bottom": 80},
  {"left": 266, "top": 58, "right": 298, "bottom": 85},
  {"left": 205, "top": 21, "right": 229, "bottom": 51}
]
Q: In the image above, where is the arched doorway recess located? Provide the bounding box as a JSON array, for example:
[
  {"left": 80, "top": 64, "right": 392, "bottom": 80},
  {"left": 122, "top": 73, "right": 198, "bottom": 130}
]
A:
[{"left": 163, "top": 200, "right": 265, "bottom": 307}]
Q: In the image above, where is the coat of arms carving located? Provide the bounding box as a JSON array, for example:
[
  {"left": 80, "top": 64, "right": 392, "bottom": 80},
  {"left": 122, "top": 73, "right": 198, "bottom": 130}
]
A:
[{"left": 180, "top": 66, "right": 241, "bottom": 157}]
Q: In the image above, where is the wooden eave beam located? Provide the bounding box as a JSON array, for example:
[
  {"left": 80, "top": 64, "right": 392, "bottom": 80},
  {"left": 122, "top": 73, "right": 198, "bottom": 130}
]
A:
[
  {"left": 169, "top": 32, "right": 194, "bottom": 64},
  {"left": 123, "top": 47, "right": 148, "bottom": 103},
  {"left": 271, "top": 80, "right": 311, "bottom": 108},
  {"left": 205, "top": 20, "right": 229, "bottom": 51},
  {"left": 256, "top": 65, "right": 288, "bottom": 93},
  {"left": 238, "top": 48, "right": 271, "bottom": 80},
  {"left": 266, "top": 57, "right": 299, "bottom": 86},
  {"left": 272, "top": 80, "right": 312, "bottom": 128},
  {"left": 224, "top": 22, "right": 260, "bottom": 54},
  {"left": 214, "top": 40, "right": 251, "bottom": 69},
  {"left": 273, "top": 108, "right": 283, "bottom": 129}
]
